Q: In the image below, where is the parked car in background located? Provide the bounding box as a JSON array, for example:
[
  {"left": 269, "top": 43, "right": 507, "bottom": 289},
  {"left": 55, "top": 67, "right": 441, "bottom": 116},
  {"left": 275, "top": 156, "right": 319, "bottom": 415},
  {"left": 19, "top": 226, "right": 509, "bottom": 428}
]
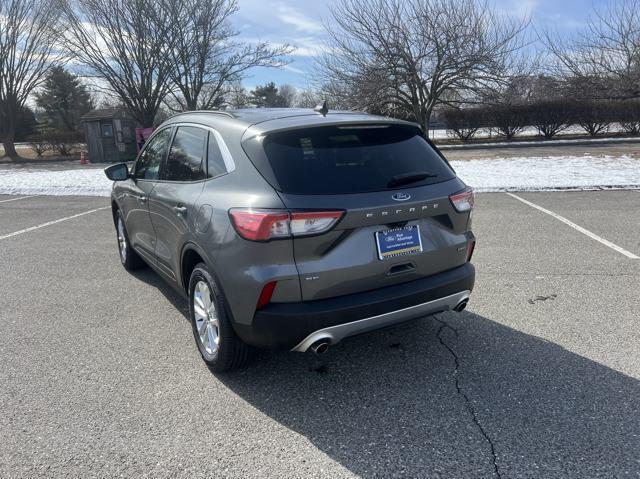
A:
[{"left": 104, "top": 107, "right": 476, "bottom": 372}]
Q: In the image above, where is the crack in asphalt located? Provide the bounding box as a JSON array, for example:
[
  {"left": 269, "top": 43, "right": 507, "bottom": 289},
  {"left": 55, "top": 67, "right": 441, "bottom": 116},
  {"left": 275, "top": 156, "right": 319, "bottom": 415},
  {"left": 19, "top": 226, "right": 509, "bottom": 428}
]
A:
[
  {"left": 435, "top": 316, "right": 503, "bottom": 479},
  {"left": 528, "top": 294, "right": 558, "bottom": 304}
]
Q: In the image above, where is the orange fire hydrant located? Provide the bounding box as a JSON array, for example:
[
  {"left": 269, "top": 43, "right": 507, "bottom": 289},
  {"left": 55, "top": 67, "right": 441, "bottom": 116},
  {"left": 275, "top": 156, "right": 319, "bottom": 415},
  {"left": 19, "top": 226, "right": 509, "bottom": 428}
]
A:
[{"left": 80, "top": 151, "right": 88, "bottom": 165}]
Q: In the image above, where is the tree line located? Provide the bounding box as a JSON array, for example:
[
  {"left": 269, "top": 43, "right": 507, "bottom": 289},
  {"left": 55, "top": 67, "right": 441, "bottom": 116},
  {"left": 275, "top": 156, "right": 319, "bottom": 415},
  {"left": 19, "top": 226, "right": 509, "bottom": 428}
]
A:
[
  {"left": 2, "top": 0, "right": 640, "bottom": 159},
  {"left": 0, "top": 0, "right": 291, "bottom": 159},
  {"left": 441, "top": 75, "right": 640, "bottom": 142},
  {"left": 19, "top": 77, "right": 312, "bottom": 157},
  {"left": 317, "top": 0, "right": 640, "bottom": 138}
]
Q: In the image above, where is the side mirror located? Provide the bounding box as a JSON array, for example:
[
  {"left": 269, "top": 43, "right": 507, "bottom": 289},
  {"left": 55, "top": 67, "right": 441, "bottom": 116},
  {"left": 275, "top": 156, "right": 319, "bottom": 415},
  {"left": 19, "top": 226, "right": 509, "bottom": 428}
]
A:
[{"left": 104, "top": 163, "right": 130, "bottom": 181}]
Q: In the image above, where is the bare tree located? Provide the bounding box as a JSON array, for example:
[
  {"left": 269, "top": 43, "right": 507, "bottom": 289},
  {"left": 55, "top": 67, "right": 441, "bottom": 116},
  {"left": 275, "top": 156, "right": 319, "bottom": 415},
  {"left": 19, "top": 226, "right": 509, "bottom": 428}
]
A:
[
  {"left": 482, "top": 75, "right": 535, "bottom": 140},
  {"left": 485, "top": 104, "right": 529, "bottom": 140},
  {"left": 442, "top": 107, "right": 485, "bottom": 142},
  {"left": 0, "top": 0, "right": 61, "bottom": 159},
  {"left": 320, "top": 68, "right": 402, "bottom": 115},
  {"left": 521, "top": 76, "right": 573, "bottom": 139},
  {"left": 526, "top": 99, "right": 573, "bottom": 139},
  {"left": 545, "top": 0, "right": 640, "bottom": 100},
  {"left": 166, "top": 0, "right": 292, "bottom": 111},
  {"left": 321, "top": 0, "right": 529, "bottom": 134},
  {"left": 295, "top": 88, "right": 322, "bottom": 108},
  {"left": 618, "top": 100, "right": 640, "bottom": 134},
  {"left": 62, "top": 0, "right": 177, "bottom": 127},
  {"left": 277, "top": 84, "right": 297, "bottom": 108},
  {"left": 573, "top": 101, "right": 615, "bottom": 137},
  {"left": 225, "top": 80, "right": 248, "bottom": 108}
]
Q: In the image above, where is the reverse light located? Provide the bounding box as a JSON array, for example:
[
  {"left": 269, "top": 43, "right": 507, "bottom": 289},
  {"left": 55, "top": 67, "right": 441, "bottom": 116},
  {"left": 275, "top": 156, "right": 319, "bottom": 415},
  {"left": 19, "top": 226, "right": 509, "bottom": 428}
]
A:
[
  {"left": 449, "top": 187, "right": 475, "bottom": 212},
  {"left": 289, "top": 211, "right": 344, "bottom": 236},
  {"left": 229, "top": 209, "right": 344, "bottom": 241}
]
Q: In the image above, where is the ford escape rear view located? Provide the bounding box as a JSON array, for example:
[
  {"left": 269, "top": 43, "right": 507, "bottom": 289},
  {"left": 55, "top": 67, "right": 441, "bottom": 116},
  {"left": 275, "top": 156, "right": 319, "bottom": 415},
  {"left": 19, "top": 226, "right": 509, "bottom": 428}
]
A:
[{"left": 104, "top": 107, "right": 476, "bottom": 372}]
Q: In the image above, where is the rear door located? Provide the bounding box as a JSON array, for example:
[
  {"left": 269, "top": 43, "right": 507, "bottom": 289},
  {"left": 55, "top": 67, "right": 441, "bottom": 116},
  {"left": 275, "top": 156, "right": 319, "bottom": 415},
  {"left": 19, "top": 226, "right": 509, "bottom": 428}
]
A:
[
  {"left": 149, "top": 125, "right": 207, "bottom": 282},
  {"left": 244, "top": 123, "right": 472, "bottom": 301}
]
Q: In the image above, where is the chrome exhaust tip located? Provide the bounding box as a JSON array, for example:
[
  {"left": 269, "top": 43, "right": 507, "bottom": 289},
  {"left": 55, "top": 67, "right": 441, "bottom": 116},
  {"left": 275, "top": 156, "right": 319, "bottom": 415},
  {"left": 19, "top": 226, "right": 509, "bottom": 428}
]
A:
[
  {"left": 454, "top": 299, "right": 469, "bottom": 312},
  {"left": 309, "top": 339, "right": 331, "bottom": 354}
]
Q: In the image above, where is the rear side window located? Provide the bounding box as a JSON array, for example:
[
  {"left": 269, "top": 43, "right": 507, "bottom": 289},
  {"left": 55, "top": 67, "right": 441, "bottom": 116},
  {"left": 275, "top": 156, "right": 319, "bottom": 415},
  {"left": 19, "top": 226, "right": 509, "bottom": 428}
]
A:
[
  {"left": 256, "top": 124, "right": 455, "bottom": 194},
  {"left": 163, "top": 126, "right": 207, "bottom": 181},
  {"left": 207, "top": 132, "right": 227, "bottom": 178},
  {"left": 134, "top": 128, "right": 172, "bottom": 180}
]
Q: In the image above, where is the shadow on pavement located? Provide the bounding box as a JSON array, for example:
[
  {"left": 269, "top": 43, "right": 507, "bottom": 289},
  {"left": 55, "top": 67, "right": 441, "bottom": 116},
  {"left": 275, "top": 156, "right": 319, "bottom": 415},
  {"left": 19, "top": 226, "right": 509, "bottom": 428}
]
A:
[
  {"left": 217, "top": 311, "right": 640, "bottom": 479},
  {"left": 130, "top": 268, "right": 189, "bottom": 320},
  {"left": 125, "top": 266, "right": 640, "bottom": 478}
]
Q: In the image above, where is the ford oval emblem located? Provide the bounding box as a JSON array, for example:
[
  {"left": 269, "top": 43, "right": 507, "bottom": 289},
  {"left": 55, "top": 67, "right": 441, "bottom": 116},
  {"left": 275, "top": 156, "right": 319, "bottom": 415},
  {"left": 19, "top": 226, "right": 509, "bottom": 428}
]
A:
[{"left": 392, "top": 192, "right": 411, "bottom": 202}]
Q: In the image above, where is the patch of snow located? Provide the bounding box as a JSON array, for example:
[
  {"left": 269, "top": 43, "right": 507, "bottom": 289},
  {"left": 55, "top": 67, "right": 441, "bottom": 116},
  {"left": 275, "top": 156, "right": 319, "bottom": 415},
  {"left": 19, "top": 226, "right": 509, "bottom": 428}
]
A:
[
  {"left": 0, "top": 169, "right": 112, "bottom": 196},
  {"left": 430, "top": 123, "right": 627, "bottom": 141},
  {"left": 440, "top": 136, "right": 640, "bottom": 149},
  {"left": 451, "top": 155, "right": 640, "bottom": 192},
  {"left": 1, "top": 155, "right": 640, "bottom": 196}
]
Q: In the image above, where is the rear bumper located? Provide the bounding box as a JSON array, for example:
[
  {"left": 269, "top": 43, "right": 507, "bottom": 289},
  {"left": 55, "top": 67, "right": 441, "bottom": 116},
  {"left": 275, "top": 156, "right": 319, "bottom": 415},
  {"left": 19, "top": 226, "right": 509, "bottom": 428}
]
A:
[{"left": 233, "top": 262, "right": 475, "bottom": 350}]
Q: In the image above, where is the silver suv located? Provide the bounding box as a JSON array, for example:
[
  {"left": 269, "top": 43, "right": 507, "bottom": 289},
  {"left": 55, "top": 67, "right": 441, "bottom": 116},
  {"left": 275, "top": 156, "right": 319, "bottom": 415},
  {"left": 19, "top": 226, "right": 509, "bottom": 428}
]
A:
[{"left": 105, "top": 107, "right": 476, "bottom": 372}]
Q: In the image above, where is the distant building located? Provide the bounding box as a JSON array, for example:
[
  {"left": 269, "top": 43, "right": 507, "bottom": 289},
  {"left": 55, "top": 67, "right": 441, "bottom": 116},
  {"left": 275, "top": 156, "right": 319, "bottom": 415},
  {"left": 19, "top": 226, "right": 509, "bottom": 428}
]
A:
[{"left": 81, "top": 108, "right": 137, "bottom": 163}]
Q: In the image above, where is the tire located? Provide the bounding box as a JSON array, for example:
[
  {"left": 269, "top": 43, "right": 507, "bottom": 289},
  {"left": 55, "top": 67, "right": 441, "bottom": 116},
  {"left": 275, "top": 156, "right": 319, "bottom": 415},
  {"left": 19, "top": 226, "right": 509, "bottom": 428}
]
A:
[
  {"left": 115, "top": 209, "right": 145, "bottom": 271},
  {"left": 189, "top": 263, "right": 253, "bottom": 372}
]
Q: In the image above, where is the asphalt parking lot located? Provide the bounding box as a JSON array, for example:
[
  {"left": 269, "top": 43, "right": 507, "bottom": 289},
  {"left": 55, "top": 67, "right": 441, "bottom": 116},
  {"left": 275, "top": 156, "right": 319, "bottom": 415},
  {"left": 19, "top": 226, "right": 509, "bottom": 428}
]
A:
[{"left": 0, "top": 191, "right": 639, "bottom": 478}]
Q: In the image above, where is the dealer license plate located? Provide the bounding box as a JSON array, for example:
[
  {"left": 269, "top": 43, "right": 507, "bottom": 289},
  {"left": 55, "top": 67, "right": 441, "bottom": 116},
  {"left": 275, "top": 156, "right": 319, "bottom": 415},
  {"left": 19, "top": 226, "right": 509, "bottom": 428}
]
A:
[{"left": 375, "top": 225, "right": 423, "bottom": 260}]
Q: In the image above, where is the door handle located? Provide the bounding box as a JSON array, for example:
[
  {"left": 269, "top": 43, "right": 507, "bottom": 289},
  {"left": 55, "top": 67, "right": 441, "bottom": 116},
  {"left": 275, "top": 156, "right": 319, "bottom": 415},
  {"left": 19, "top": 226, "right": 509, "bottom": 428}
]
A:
[
  {"left": 136, "top": 195, "right": 147, "bottom": 203},
  {"left": 174, "top": 205, "right": 188, "bottom": 216}
]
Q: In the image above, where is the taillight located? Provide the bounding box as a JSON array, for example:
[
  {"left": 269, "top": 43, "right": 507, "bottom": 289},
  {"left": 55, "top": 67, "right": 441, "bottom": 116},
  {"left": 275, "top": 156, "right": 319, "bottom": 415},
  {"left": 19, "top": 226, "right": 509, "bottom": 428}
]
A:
[
  {"left": 229, "top": 208, "right": 344, "bottom": 241},
  {"left": 228, "top": 209, "right": 289, "bottom": 241},
  {"left": 449, "top": 187, "right": 474, "bottom": 212}
]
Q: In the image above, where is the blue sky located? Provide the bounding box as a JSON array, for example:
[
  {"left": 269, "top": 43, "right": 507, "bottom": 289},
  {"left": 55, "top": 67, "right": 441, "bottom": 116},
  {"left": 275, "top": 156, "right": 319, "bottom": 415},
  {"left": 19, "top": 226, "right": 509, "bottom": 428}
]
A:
[{"left": 232, "top": 0, "right": 605, "bottom": 89}]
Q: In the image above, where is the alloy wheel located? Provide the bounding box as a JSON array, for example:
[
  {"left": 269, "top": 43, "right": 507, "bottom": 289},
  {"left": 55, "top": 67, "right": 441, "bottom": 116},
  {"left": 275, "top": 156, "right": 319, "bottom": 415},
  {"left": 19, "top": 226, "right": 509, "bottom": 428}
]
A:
[
  {"left": 193, "top": 280, "right": 220, "bottom": 355},
  {"left": 117, "top": 216, "right": 127, "bottom": 261}
]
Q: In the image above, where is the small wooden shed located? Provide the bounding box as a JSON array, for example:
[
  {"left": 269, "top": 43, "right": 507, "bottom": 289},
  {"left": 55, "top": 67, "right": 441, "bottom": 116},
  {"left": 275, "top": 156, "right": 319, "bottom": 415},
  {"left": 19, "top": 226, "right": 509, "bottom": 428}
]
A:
[{"left": 81, "top": 108, "right": 137, "bottom": 163}]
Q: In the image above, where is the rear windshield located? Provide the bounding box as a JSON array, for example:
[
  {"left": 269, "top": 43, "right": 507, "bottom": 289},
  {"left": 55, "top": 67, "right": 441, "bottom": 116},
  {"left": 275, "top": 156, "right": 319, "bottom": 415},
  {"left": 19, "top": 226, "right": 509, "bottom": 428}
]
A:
[{"left": 258, "top": 124, "right": 455, "bottom": 194}]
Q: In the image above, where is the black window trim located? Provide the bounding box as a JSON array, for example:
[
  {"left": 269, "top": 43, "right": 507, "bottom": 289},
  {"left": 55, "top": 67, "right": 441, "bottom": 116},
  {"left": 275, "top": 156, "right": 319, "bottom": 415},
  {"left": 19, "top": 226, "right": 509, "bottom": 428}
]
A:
[
  {"left": 158, "top": 125, "right": 207, "bottom": 183},
  {"left": 132, "top": 126, "right": 174, "bottom": 182},
  {"left": 151, "top": 122, "right": 235, "bottom": 184}
]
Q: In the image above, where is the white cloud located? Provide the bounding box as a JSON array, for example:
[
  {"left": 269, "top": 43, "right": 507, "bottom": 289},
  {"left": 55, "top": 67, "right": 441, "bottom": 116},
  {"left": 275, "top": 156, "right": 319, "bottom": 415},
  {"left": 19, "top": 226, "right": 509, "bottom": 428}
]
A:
[
  {"left": 514, "top": 0, "right": 537, "bottom": 19},
  {"left": 283, "top": 64, "right": 306, "bottom": 75},
  {"left": 291, "top": 39, "right": 330, "bottom": 57},
  {"left": 241, "top": 36, "right": 328, "bottom": 58},
  {"left": 494, "top": 0, "right": 537, "bottom": 19},
  {"left": 276, "top": 4, "right": 323, "bottom": 33}
]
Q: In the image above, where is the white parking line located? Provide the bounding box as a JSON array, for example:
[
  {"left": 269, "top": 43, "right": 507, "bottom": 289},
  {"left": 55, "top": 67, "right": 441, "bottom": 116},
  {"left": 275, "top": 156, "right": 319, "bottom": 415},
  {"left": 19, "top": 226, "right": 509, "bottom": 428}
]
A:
[
  {"left": 0, "top": 207, "right": 109, "bottom": 241},
  {"left": 506, "top": 193, "right": 639, "bottom": 259},
  {"left": 0, "top": 195, "right": 33, "bottom": 203}
]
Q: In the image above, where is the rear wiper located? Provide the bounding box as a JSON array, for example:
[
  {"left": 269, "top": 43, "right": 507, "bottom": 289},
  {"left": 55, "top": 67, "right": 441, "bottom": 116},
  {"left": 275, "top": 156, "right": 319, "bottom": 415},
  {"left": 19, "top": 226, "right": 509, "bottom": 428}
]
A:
[{"left": 387, "top": 171, "right": 438, "bottom": 188}]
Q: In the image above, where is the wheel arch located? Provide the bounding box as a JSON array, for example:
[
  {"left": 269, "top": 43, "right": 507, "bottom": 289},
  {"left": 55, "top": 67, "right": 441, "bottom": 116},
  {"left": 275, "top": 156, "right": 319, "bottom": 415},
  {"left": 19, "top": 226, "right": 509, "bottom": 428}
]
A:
[
  {"left": 180, "top": 242, "right": 213, "bottom": 294},
  {"left": 180, "top": 242, "right": 239, "bottom": 327},
  {"left": 110, "top": 197, "right": 120, "bottom": 227}
]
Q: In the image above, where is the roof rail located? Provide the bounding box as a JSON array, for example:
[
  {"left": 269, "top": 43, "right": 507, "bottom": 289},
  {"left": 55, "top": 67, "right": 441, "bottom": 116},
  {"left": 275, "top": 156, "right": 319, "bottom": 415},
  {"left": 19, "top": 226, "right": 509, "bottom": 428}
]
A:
[{"left": 166, "top": 110, "right": 236, "bottom": 121}]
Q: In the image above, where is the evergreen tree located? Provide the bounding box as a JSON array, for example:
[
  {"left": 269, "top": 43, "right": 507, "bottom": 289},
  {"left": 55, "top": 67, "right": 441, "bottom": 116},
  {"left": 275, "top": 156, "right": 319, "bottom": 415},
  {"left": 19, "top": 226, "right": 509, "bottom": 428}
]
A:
[
  {"left": 250, "top": 82, "right": 287, "bottom": 108},
  {"left": 14, "top": 106, "right": 38, "bottom": 141},
  {"left": 34, "top": 67, "right": 94, "bottom": 131}
]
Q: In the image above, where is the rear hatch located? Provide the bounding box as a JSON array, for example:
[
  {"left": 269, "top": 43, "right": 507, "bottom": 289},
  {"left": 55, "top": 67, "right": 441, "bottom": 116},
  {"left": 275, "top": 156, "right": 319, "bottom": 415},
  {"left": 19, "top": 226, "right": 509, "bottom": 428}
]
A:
[{"left": 243, "top": 122, "right": 472, "bottom": 301}]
